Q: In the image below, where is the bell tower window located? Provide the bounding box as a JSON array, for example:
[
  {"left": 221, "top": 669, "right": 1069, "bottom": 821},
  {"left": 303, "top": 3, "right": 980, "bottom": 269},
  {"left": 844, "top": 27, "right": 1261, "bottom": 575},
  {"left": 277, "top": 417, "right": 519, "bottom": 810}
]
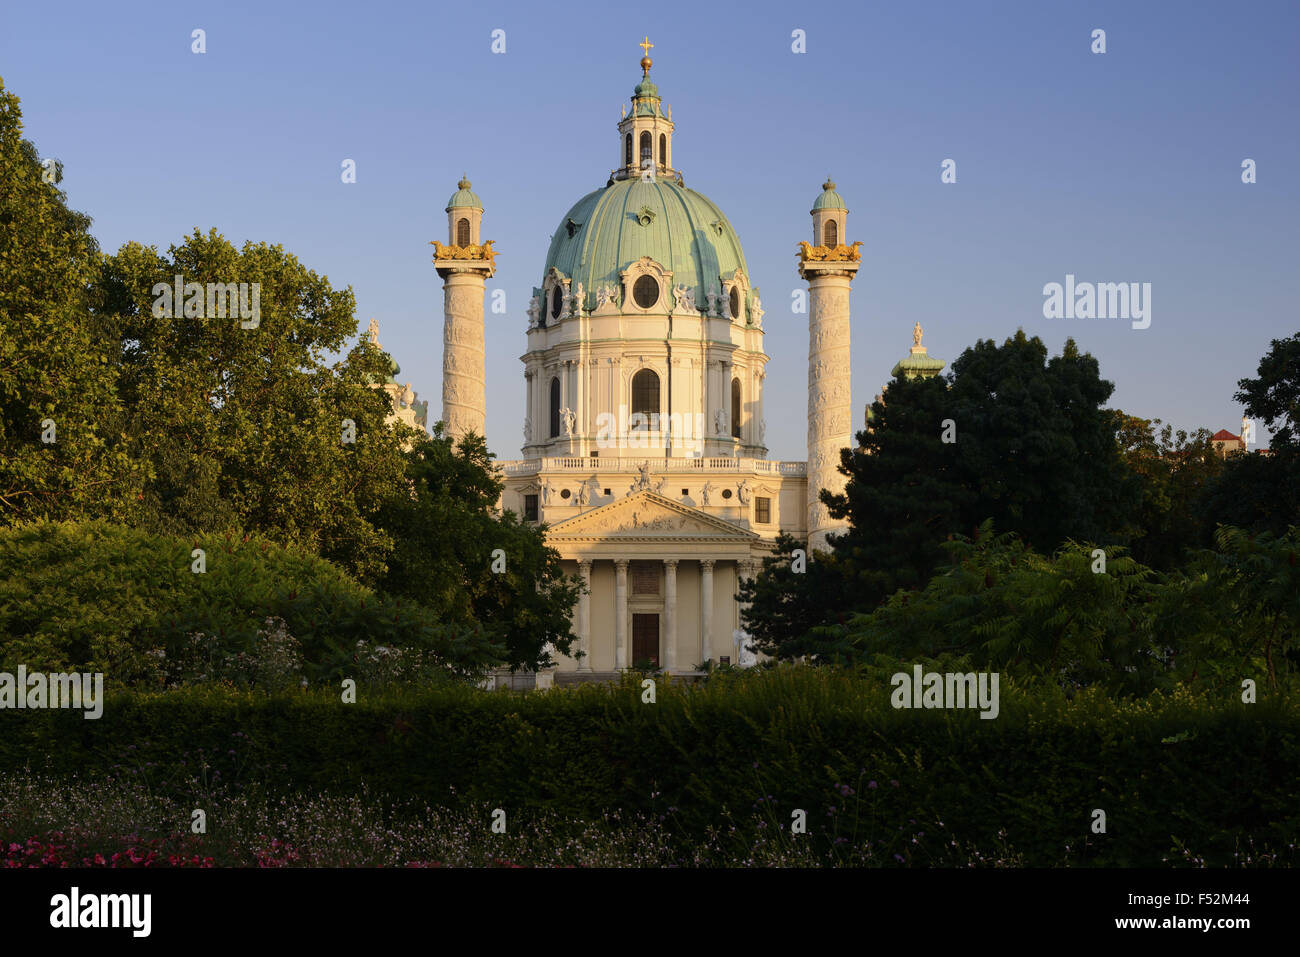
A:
[
  {"left": 457, "top": 217, "right": 470, "bottom": 246},
  {"left": 824, "top": 220, "right": 838, "bottom": 247},
  {"left": 659, "top": 133, "right": 666, "bottom": 167},
  {"left": 625, "top": 133, "right": 633, "bottom": 167},
  {"left": 731, "top": 378, "right": 742, "bottom": 438},
  {"left": 640, "top": 131, "right": 652, "bottom": 168},
  {"left": 549, "top": 377, "right": 561, "bottom": 438}
]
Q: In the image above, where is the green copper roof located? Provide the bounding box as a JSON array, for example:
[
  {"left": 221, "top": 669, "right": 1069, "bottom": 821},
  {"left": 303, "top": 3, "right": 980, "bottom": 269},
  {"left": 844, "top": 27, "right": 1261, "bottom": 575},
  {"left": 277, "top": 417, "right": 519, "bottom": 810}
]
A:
[
  {"left": 812, "top": 177, "right": 846, "bottom": 212},
  {"left": 542, "top": 176, "right": 749, "bottom": 310},
  {"left": 891, "top": 353, "right": 946, "bottom": 379},
  {"left": 446, "top": 176, "right": 482, "bottom": 211}
]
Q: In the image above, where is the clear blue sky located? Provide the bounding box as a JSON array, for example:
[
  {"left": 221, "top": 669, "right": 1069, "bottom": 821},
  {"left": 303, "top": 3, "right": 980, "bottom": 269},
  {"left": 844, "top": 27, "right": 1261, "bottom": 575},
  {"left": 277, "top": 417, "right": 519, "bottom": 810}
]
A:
[{"left": 4, "top": 0, "right": 1297, "bottom": 459}]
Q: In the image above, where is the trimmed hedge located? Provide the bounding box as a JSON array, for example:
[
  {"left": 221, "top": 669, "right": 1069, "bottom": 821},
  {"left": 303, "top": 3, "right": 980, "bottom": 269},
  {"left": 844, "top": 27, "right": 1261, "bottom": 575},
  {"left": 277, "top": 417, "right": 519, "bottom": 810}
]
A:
[{"left": 2, "top": 667, "right": 1296, "bottom": 866}]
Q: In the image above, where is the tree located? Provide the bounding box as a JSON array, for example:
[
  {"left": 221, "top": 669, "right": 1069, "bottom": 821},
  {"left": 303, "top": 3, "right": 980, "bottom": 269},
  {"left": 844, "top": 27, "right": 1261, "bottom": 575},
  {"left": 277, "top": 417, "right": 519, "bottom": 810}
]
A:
[
  {"left": 939, "top": 332, "right": 1134, "bottom": 553},
  {"left": 821, "top": 369, "right": 972, "bottom": 609},
  {"left": 96, "top": 228, "right": 410, "bottom": 582},
  {"left": 0, "top": 79, "right": 140, "bottom": 523},
  {"left": 376, "top": 428, "right": 582, "bottom": 671},
  {"left": 744, "top": 332, "right": 1140, "bottom": 660},
  {"left": 1112, "top": 412, "right": 1222, "bottom": 569},
  {"left": 1204, "top": 334, "right": 1300, "bottom": 535},
  {"left": 737, "top": 532, "right": 853, "bottom": 661},
  {"left": 840, "top": 522, "right": 1167, "bottom": 695},
  {"left": 1236, "top": 333, "right": 1300, "bottom": 448}
]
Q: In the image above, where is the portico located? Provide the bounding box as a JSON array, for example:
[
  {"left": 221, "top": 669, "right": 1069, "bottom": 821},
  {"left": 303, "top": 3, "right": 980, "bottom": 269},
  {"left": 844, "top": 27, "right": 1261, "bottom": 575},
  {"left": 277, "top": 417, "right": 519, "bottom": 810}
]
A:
[{"left": 546, "top": 491, "right": 767, "bottom": 674}]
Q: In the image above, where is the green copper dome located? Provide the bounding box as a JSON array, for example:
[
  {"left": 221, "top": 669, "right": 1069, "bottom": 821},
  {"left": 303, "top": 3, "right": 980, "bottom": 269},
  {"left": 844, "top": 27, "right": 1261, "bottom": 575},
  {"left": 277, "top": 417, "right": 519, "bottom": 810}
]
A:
[
  {"left": 812, "top": 177, "right": 846, "bottom": 212},
  {"left": 446, "top": 176, "right": 482, "bottom": 211},
  {"left": 542, "top": 176, "right": 749, "bottom": 310}
]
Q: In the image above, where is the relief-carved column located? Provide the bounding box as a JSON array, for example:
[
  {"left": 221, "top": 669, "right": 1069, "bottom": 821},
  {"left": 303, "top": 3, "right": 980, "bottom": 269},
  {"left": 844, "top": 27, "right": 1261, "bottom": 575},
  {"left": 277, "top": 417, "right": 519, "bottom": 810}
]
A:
[
  {"left": 436, "top": 261, "right": 495, "bottom": 443},
  {"left": 799, "top": 258, "right": 859, "bottom": 552}
]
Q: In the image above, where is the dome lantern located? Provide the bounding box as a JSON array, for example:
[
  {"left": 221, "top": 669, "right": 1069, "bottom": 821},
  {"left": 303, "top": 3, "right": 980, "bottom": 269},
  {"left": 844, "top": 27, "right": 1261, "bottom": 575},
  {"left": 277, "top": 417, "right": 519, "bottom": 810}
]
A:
[{"left": 615, "top": 37, "right": 675, "bottom": 182}]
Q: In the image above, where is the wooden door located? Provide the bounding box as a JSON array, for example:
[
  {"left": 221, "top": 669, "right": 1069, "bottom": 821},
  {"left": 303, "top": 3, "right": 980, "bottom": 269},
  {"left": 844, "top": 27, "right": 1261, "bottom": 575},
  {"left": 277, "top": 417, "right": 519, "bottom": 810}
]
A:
[{"left": 632, "top": 613, "right": 660, "bottom": 668}]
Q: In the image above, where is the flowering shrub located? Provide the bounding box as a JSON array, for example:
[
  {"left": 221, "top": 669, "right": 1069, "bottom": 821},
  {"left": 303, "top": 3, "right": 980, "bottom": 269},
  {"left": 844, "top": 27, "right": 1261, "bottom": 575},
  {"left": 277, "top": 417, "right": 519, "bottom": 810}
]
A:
[{"left": 152, "top": 617, "right": 303, "bottom": 691}]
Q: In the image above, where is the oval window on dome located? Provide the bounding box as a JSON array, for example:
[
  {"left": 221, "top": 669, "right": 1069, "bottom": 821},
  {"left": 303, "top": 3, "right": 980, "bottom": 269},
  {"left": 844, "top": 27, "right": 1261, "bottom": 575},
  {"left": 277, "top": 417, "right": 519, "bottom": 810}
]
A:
[
  {"left": 633, "top": 275, "right": 660, "bottom": 309},
  {"left": 729, "top": 286, "right": 741, "bottom": 320},
  {"left": 551, "top": 286, "right": 563, "bottom": 319}
]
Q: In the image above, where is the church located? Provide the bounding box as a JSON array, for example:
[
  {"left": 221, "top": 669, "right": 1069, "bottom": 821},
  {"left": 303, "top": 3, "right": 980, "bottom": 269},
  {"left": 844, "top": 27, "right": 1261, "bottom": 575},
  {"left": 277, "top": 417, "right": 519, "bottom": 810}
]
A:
[{"left": 421, "top": 41, "right": 942, "bottom": 683}]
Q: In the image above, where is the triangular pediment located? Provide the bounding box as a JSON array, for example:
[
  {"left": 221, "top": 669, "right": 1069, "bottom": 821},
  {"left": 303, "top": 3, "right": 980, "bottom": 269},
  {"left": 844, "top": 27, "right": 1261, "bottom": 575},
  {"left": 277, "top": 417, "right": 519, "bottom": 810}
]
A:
[{"left": 547, "top": 490, "right": 758, "bottom": 541}]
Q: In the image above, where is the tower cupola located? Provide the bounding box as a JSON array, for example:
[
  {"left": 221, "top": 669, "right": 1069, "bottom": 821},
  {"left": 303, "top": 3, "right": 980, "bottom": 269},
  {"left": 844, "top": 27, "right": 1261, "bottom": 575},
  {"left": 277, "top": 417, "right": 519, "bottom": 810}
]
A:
[{"left": 615, "top": 38, "right": 676, "bottom": 182}]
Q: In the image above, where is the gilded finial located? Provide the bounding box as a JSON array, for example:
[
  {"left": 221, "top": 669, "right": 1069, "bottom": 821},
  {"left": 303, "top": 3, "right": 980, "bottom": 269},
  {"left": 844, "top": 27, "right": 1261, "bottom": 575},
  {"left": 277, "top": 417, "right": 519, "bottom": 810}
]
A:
[
  {"left": 639, "top": 36, "right": 653, "bottom": 73},
  {"left": 823, "top": 176, "right": 836, "bottom": 191},
  {"left": 458, "top": 174, "right": 471, "bottom": 190}
]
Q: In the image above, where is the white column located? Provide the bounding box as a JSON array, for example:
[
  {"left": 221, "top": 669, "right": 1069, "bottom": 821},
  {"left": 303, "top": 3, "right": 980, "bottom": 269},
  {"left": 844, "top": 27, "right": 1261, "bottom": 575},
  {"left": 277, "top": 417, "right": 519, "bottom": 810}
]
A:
[
  {"left": 614, "top": 559, "right": 629, "bottom": 670},
  {"left": 438, "top": 266, "right": 492, "bottom": 442},
  {"left": 577, "top": 354, "right": 586, "bottom": 451},
  {"left": 663, "top": 559, "right": 678, "bottom": 673},
  {"left": 800, "top": 259, "right": 859, "bottom": 550},
  {"left": 699, "top": 558, "right": 715, "bottom": 665},
  {"left": 577, "top": 560, "right": 592, "bottom": 671}
]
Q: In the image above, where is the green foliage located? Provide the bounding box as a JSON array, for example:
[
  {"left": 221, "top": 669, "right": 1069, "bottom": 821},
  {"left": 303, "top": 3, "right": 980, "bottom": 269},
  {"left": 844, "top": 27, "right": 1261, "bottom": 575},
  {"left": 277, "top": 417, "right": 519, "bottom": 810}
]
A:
[
  {"left": 3, "top": 670, "right": 1297, "bottom": 867},
  {"left": 0, "top": 519, "right": 504, "bottom": 682},
  {"left": 839, "top": 522, "right": 1166, "bottom": 695},
  {"left": 1236, "top": 332, "right": 1300, "bottom": 449},
  {"left": 0, "top": 79, "right": 141, "bottom": 523},
  {"left": 1112, "top": 412, "right": 1223, "bottom": 569},
  {"left": 376, "top": 429, "right": 582, "bottom": 671},
  {"left": 738, "top": 532, "right": 854, "bottom": 661},
  {"left": 96, "top": 228, "right": 411, "bottom": 582},
  {"left": 749, "top": 331, "right": 1139, "bottom": 652},
  {"left": 1203, "top": 333, "right": 1300, "bottom": 536},
  {"left": 1169, "top": 525, "right": 1300, "bottom": 690},
  {"left": 825, "top": 371, "right": 970, "bottom": 607}
]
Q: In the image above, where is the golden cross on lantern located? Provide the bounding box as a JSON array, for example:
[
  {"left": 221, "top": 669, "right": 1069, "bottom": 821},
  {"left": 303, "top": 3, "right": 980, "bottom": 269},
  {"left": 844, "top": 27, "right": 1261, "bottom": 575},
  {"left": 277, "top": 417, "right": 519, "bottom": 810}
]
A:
[{"left": 639, "top": 36, "right": 654, "bottom": 57}]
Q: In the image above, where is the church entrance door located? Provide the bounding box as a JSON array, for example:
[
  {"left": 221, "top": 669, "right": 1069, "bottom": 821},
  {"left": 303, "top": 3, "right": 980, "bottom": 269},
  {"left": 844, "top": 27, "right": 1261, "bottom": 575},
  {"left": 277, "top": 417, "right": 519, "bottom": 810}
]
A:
[{"left": 632, "top": 613, "right": 660, "bottom": 668}]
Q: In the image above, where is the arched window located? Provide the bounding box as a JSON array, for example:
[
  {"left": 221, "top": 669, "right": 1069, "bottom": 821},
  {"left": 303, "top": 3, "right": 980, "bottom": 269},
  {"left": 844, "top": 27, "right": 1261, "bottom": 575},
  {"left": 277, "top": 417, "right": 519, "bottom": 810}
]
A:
[
  {"left": 729, "top": 286, "right": 741, "bottom": 320},
  {"left": 624, "top": 133, "right": 632, "bottom": 167},
  {"left": 659, "top": 133, "right": 666, "bottom": 167},
  {"left": 551, "top": 286, "right": 563, "bottom": 320},
  {"left": 549, "top": 377, "right": 561, "bottom": 438},
  {"left": 639, "top": 131, "right": 653, "bottom": 167},
  {"left": 731, "top": 378, "right": 742, "bottom": 438},
  {"left": 631, "top": 369, "right": 660, "bottom": 429},
  {"left": 457, "top": 217, "right": 470, "bottom": 247},
  {"left": 824, "top": 219, "right": 838, "bottom": 248}
]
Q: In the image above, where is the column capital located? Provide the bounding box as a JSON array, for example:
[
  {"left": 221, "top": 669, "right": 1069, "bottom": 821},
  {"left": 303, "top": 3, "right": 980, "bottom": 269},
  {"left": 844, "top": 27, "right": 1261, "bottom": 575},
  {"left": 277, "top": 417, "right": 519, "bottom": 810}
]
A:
[
  {"left": 614, "top": 558, "right": 630, "bottom": 570},
  {"left": 662, "top": 558, "right": 679, "bottom": 569},
  {"left": 699, "top": 558, "right": 716, "bottom": 570},
  {"left": 578, "top": 559, "right": 593, "bottom": 573}
]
